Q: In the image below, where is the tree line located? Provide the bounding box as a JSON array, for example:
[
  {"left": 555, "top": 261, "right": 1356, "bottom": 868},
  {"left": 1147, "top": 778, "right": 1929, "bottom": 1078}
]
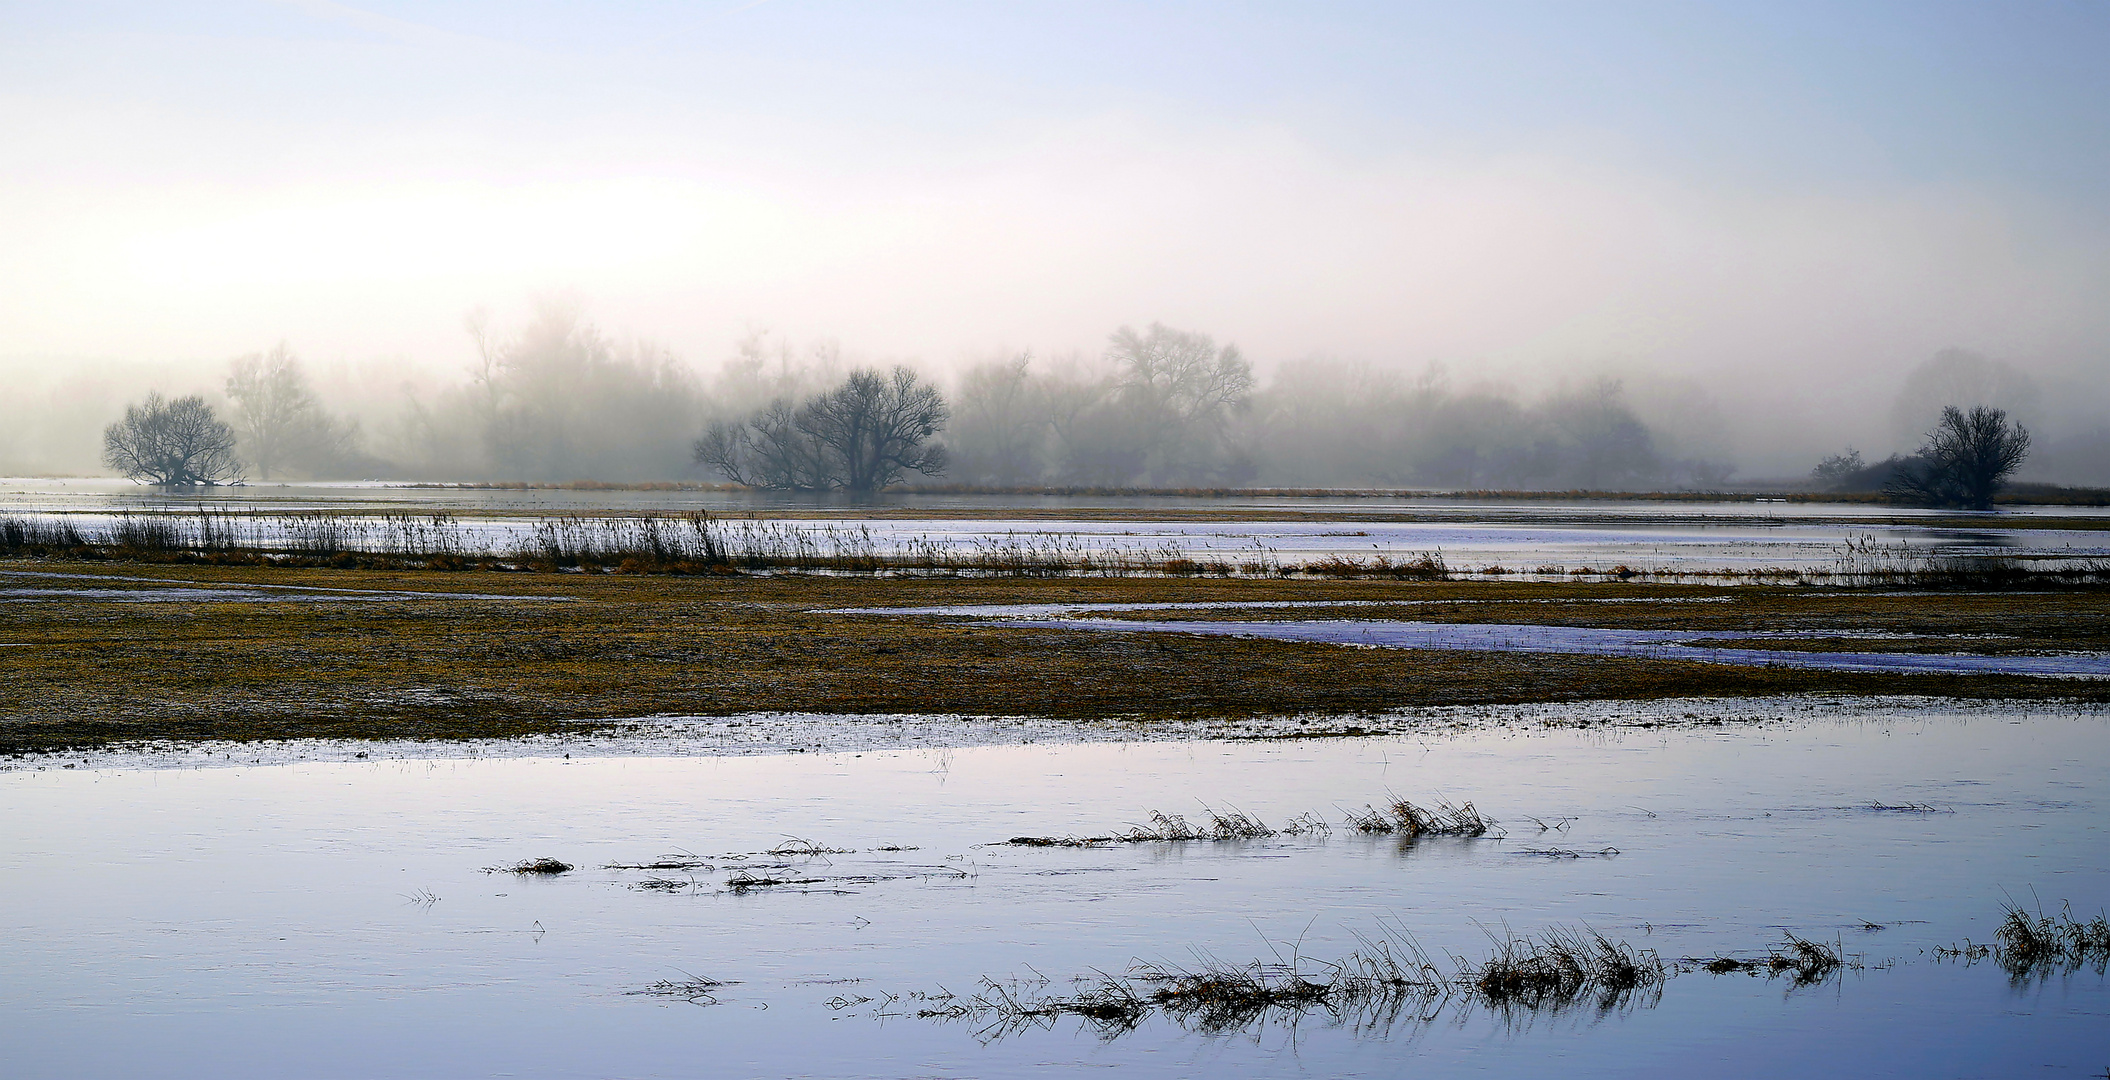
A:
[{"left": 96, "top": 307, "right": 2033, "bottom": 505}]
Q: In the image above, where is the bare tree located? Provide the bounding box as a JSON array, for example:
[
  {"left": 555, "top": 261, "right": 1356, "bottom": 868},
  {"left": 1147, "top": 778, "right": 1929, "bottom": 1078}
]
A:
[
  {"left": 949, "top": 353, "right": 1047, "bottom": 485},
  {"left": 803, "top": 367, "right": 949, "bottom": 493},
  {"left": 1105, "top": 323, "right": 1254, "bottom": 485},
  {"left": 694, "top": 400, "right": 830, "bottom": 491},
  {"left": 225, "top": 343, "right": 357, "bottom": 480},
  {"left": 695, "top": 366, "right": 948, "bottom": 493},
  {"left": 102, "top": 393, "right": 243, "bottom": 486},
  {"left": 1886, "top": 405, "right": 2032, "bottom": 510}
]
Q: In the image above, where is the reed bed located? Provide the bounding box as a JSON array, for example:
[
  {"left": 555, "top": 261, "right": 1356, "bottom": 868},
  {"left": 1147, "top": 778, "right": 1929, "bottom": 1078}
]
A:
[
  {"left": 0, "top": 510, "right": 1411, "bottom": 578},
  {"left": 6, "top": 508, "right": 2105, "bottom": 585},
  {"left": 1822, "top": 532, "right": 2110, "bottom": 587}
]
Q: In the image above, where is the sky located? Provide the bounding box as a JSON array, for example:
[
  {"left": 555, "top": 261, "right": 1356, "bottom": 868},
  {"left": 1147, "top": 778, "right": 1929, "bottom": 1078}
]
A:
[{"left": 3, "top": 0, "right": 2108, "bottom": 465}]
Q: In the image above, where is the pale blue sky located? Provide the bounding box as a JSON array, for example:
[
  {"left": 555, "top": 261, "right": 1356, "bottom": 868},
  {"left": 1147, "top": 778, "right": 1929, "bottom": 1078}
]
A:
[
  {"left": 3, "top": 0, "right": 2106, "bottom": 442},
  {"left": 11, "top": 1, "right": 2108, "bottom": 194}
]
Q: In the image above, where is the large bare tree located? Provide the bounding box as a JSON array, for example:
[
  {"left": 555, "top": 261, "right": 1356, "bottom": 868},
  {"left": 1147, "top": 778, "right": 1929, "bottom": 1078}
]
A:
[
  {"left": 102, "top": 393, "right": 243, "bottom": 487},
  {"left": 802, "top": 367, "right": 949, "bottom": 493},
  {"left": 1887, "top": 405, "right": 2032, "bottom": 510},
  {"left": 696, "top": 366, "right": 948, "bottom": 494}
]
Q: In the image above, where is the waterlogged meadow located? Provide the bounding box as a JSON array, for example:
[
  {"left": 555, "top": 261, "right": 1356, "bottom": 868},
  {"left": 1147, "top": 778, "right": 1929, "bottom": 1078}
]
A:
[
  {"left": 3, "top": 484, "right": 2106, "bottom": 1076},
  {"left": 2, "top": 706, "right": 2105, "bottom": 1078}
]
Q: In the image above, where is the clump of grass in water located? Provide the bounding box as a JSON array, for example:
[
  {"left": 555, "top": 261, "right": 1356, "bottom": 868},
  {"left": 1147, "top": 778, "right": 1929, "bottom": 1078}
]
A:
[
  {"left": 1118, "top": 807, "right": 1297, "bottom": 842},
  {"left": 1344, "top": 798, "right": 1496, "bottom": 838},
  {"left": 1134, "top": 959, "right": 1341, "bottom": 1035},
  {"left": 1008, "top": 804, "right": 1325, "bottom": 846},
  {"left": 1765, "top": 935, "right": 1845, "bottom": 985},
  {"left": 630, "top": 876, "right": 696, "bottom": 892},
  {"left": 1511, "top": 846, "right": 1621, "bottom": 859},
  {"left": 487, "top": 857, "right": 571, "bottom": 875},
  {"left": 629, "top": 972, "right": 731, "bottom": 1004},
  {"left": 1460, "top": 926, "right": 1665, "bottom": 1010},
  {"left": 904, "top": 923, "right": 1669, "bottom": 1042},
  {"left": 1692, "top": 934, "right": 1845, "bottom": 984},
  {"left": 605, "top": 853, "right": 714, "bottom": 871},
  {"left": 919, "top": 949, "right": 1447, "bottom": 1041},
  {"left": 726, "top": 869, "right": 824, "bottom": 891},
  {"left": 1115, "top": 810, "right": 1205, "bottom": 842},
  {"left": 1995, "top": 900, "right": 2110, "bottom": 978},
  {"left": 767, "top": 837, "right": 854, "bottom": 857},
  {"left": 1861, "top": 801, "right": 1949, "bottom": 814}
]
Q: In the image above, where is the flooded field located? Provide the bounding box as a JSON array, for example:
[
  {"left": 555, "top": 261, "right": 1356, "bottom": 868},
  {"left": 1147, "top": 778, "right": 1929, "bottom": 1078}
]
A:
[
  {"left": 7, "top": 478, "right": 2108, "bottom": 574},
  {"left": 3, "top": 705, "right": 2105, "bottom": 1078},
  {"left": 857, "top": 603, "right": 2110, "bottom": 679},
  {"left": 4, "top": 485, "right": 2104, "bottom": 1075}
]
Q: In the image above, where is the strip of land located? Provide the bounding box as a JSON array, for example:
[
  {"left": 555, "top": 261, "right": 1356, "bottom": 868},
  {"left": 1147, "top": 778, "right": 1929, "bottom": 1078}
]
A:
[{"left": 2, "top": 558, "right": 2105, "bottom": 754}]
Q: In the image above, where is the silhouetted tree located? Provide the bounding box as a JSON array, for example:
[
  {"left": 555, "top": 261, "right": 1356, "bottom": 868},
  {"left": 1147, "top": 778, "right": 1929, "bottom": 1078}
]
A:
[
  {"left": 1888, "top": 349, "right": 2040, "bottom": 455},
  {"left": 102, "top": 393, "right": 243, "bottom": 486},
  {"left": 1545, "top": 378, "right": 1656, "bottom": 488},
  {"left": 1105, "top": 323, "right": 1254, "bottom": 485},
  {"left": 1811, "top": 448, "right": 1866, "bottom": 489},
  {"left": 695, "top": 400, "right": 830, "bottom": 491},
  {"left": 949, "top": 354, "right": 1047, "bottom": 485},
  {"left": 805, "top": 367, "right": 950, "bottom": 493},
  {"left": 696, "top": 366, "right": 948, "bottom": 493},
  {"left": 225, "top": 343, "right": 359, "bottom": 479},
  {"left": 1886, "top": 406, "right": 2031, "bottom": 510}
]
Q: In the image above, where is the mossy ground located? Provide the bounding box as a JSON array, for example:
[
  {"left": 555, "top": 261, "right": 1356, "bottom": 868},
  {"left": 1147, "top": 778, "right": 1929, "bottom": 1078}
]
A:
[{"left": 2, "top": 559, "right": 2103, "bottom": 754}]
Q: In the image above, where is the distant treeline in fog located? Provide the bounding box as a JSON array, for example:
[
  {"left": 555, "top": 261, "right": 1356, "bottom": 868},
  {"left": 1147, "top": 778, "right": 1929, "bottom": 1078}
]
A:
[{"left": 4, "top": 300, "right": 2103, "bottom": 491}]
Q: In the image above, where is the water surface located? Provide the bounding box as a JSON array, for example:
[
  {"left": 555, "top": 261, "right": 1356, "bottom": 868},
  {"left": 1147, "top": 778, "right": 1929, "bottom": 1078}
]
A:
[
  {"left": 3, "top": 707, "right": 2104, "bottom": 1078},
  {"left": 7, "top": 480, "right": 2106, "bottom": 573}
]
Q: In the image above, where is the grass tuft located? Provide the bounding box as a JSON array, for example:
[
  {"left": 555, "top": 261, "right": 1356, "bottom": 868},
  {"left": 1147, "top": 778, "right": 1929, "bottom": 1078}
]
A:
[
  {"left": 1460, "top": 926, "right": 1665, "bottom": 1009},
  {"left": 488, "top": 857, "right": 572, "bottom": 875},
  {"left": 1691, "top": 933, "right": 1845, "bottom": 984},
  {"left": 1995, "top": 900, "right": 2110, "bottom": 978},
  {"left": 726, "top": 869, "right": 824, "bottom": 890},
  {"left": 767, "top": 837, "right": 855, "bottom": 857},
  {"left": 903, "top": 922, "right": 1672, "bottom": 1041},
  {"left": 629, "top": 973, "right": 731, "bottom": 1003},
  {"left": 1344, "top": 797, "right": 1496, "bottom": 838}
]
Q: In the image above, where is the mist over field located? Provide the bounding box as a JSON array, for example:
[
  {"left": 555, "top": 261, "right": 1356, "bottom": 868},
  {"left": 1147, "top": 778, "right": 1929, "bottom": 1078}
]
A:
[{"left": 3, "top": 2, "right": 2106, "bottom": 486}]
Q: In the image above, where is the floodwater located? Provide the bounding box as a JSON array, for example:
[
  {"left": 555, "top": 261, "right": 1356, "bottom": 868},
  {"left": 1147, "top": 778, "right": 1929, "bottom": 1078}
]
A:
[
  {"left": 831, "top": 600, "right": 2110, "bottom": 678},
  {"left": 3, "top": 706, "right": 2105, "bottom": 1078},
  {"left": 983, "top": 612, "right": 2110, "bottom": 679},
  {"left": 6, "top": 478, "right": 2108, "bottom": 573}
]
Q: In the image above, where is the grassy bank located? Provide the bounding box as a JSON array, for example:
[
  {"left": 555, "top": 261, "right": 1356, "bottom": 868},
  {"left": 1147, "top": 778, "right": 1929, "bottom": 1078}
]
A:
[{"left": 2, "top": 559, "right": 2104, "bottom": 754}]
